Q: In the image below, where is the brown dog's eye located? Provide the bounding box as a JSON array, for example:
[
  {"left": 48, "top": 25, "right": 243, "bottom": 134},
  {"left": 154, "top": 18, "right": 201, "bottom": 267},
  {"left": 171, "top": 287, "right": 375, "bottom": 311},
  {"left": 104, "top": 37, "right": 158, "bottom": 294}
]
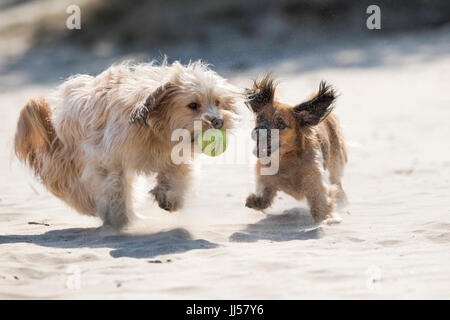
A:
[
  {"left": 215, "top": 100, "right": 220, "bottom": 106},
  {"left": 276, "top": 119, "right": 287, "bottom": 130},
  {"left": 188, "top": 102, "right": 199, "bottom": 110},
  {"left": 256, "top": 115, "right": 264, "bottom": 123}
]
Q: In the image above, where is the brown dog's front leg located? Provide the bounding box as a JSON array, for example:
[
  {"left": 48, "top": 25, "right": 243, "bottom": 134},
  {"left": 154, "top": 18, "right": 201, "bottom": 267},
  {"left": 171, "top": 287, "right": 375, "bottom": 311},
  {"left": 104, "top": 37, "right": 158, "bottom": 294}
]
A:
[{"left": 246, "top": 182, "right": 277, "bottom": 211}]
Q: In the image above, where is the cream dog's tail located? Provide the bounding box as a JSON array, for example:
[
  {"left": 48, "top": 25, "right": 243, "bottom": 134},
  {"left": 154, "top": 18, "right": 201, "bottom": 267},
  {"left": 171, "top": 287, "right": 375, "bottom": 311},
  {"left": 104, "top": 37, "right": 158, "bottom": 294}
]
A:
[
  {"left": 14, "top": 97, "right": 56, "bottom": 176},
  {"left": 14, "top": 97, "right": 97, "bottom": 216}
]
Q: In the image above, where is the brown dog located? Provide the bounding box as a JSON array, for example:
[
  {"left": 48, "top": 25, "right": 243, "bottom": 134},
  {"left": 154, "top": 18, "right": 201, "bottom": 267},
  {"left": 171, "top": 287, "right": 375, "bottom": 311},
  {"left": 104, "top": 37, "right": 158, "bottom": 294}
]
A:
[{"left": 245, "top": 75, "right": 347, "bottom": 224}]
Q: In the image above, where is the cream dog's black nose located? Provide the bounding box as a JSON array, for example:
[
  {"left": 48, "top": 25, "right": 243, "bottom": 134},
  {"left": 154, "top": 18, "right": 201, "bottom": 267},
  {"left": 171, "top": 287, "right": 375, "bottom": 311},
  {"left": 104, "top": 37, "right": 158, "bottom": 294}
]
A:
[{"left": 211, "top": 117, "right": 224, "bottom": 129}]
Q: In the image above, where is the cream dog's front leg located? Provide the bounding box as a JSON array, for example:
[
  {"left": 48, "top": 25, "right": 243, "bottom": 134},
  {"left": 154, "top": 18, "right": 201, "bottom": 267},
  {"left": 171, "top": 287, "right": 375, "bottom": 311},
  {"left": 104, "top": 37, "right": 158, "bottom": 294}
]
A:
[{"left": 150, "top": 165, "right": 190, "bottom": 212}]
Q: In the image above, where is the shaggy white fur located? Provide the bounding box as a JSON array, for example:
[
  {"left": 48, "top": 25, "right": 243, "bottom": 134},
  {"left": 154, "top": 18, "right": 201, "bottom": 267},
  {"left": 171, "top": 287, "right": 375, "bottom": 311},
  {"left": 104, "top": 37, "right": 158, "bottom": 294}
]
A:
[{"left": 14, "top": 60, "right": 241, "bottom": 229}]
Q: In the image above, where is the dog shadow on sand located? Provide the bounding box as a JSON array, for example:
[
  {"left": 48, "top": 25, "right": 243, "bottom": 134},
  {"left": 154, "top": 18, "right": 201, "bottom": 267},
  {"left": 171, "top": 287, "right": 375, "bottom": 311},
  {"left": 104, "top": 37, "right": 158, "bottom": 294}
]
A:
[
  {"left": 230, "top": 207, "right": 323, "bottom": 242},
  {"left": 0, "top": 227, "right": 217, "bottom": 259},
  {"left": 0, "top": 208, "right": 321, "bottom": 258}
]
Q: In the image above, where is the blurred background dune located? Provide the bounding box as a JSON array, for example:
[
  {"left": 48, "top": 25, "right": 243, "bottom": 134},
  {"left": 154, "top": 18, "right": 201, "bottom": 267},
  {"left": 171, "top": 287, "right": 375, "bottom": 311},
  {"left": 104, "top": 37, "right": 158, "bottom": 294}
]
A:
[{"left": 0, "top": 0, "right": 449, "bottom": 88}]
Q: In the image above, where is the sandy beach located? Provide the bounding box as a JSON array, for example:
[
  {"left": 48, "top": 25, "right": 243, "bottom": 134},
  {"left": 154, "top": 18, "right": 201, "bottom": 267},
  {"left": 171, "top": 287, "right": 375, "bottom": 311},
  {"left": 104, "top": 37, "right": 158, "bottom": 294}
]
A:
[{"left": 1, "top": 1, "right": 450, "bottom": 299}]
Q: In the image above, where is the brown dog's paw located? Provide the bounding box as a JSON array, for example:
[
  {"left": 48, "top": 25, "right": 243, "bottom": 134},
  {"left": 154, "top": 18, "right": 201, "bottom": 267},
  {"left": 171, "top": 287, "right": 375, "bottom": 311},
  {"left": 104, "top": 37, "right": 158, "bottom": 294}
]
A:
[
  {"left": 245, "top": 193, "right": 270, "bottom": 211},
  {"left": 322, "top": 213, "right": 342, "bottom": 225},
  {"left": 150, "top": 188, "right": 179, "bottom": 212}
]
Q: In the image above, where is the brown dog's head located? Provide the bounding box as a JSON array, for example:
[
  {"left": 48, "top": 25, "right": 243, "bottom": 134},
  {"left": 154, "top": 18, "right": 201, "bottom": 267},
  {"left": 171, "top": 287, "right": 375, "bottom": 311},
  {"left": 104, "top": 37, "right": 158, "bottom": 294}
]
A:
[{"left": 246, "top": 74, "right": 336, "bottom": 158}]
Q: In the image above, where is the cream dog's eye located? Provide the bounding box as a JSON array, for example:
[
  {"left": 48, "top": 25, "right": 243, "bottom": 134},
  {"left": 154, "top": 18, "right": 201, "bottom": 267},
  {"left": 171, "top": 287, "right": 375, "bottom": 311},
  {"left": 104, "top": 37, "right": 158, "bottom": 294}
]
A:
[
  {"left": 188, "top": 102, "right": 199, "bottom": 110},
  {"left": 215, "top": 100, "right": 220, "bottom": 106}
]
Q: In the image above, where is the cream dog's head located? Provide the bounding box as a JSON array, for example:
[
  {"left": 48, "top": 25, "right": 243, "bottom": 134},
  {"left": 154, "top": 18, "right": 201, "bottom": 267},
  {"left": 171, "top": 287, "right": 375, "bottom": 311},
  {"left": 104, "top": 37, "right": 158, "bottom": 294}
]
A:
[{"left": 130, "top": 61, "right": 241, "bottom": 141}]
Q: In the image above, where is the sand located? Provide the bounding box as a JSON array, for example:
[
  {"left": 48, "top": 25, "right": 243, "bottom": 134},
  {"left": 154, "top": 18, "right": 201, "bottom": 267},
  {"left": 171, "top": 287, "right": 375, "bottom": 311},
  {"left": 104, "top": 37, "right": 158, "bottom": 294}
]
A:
[{"left": 1, "top": 22, "right": 450, "bottom": 299}]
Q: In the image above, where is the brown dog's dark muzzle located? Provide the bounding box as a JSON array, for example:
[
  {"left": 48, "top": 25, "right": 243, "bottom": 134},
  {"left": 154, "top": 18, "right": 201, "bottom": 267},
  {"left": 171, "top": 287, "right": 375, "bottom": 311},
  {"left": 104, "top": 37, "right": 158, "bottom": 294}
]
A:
[{"left": 252, "top": 127, "right": 273, "bottom": 157}]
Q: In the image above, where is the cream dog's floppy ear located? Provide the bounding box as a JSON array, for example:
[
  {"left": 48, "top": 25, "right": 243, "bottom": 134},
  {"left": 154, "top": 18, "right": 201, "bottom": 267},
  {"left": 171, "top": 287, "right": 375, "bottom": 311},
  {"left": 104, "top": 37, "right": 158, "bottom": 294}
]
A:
[
  {"left": 293, "top": 81, "right": 337, "bottom": 127},
  {"left": 130, "top": 83, "right": 175, "bottom": 126}
]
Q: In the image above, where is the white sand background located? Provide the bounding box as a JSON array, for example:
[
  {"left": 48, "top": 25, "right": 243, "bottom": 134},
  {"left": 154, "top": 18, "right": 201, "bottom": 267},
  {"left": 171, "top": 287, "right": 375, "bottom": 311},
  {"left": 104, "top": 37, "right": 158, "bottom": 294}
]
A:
[{"left": 0, "top": 6, "right": 449, "bottom": 298}]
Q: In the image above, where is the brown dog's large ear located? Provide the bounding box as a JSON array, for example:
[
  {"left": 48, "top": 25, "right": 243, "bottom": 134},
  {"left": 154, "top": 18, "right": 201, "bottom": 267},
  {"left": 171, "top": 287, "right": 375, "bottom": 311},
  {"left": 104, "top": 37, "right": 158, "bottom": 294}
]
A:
[
  {"left": 130, "top": 83, "right": 175, "bottom": 126},
  {"left": 245, "top": 74, "right": 276, "bottom": 113},
  {"left": 293, "top": 81, "right": 337, "bottom": 127}
]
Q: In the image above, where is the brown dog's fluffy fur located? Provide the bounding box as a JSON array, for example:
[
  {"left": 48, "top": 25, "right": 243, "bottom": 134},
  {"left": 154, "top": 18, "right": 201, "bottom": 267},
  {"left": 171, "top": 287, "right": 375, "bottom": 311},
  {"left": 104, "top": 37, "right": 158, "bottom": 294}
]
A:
[
  {"left": 245, "top": 75, "right": 347, "bottom": 224},
  {"left": 14, "top": 61, "right": 240, "bottom": 229}
]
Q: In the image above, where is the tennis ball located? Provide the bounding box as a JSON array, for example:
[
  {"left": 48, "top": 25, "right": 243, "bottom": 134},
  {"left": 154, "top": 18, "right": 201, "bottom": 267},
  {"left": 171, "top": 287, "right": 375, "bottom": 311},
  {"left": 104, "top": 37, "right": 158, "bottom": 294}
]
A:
[{"left": 197, "top": 129, "right": 228, "bottom": 157}]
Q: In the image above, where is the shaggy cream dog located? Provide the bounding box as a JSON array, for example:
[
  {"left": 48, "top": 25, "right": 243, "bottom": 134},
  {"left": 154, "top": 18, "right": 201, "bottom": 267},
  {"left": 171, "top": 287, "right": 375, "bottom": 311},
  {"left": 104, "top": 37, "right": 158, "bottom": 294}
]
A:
[{"left": 14, "top": 60, "right": 240, "bottom": 229}]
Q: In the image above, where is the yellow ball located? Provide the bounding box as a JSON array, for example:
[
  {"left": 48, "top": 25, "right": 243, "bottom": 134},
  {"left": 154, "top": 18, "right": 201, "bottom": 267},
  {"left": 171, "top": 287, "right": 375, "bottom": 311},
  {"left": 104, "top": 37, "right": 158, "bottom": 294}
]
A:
[{"left": 197, "top": 129, "right": 228, "bottom": 157}]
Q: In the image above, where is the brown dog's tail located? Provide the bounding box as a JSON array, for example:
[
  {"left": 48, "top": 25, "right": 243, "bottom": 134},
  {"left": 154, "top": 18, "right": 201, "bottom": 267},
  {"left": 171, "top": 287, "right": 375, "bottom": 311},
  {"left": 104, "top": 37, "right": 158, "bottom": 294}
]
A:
[{"left": 14, "top": 97, "right": 57, "bottom": 176}]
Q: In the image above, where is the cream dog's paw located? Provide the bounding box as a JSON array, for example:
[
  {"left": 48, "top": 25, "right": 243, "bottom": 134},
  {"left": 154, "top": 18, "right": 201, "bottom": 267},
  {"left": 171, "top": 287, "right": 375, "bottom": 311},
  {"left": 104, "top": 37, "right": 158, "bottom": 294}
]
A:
[{"left": 150, "top": 187, "right": 180, "bottom": 212}]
